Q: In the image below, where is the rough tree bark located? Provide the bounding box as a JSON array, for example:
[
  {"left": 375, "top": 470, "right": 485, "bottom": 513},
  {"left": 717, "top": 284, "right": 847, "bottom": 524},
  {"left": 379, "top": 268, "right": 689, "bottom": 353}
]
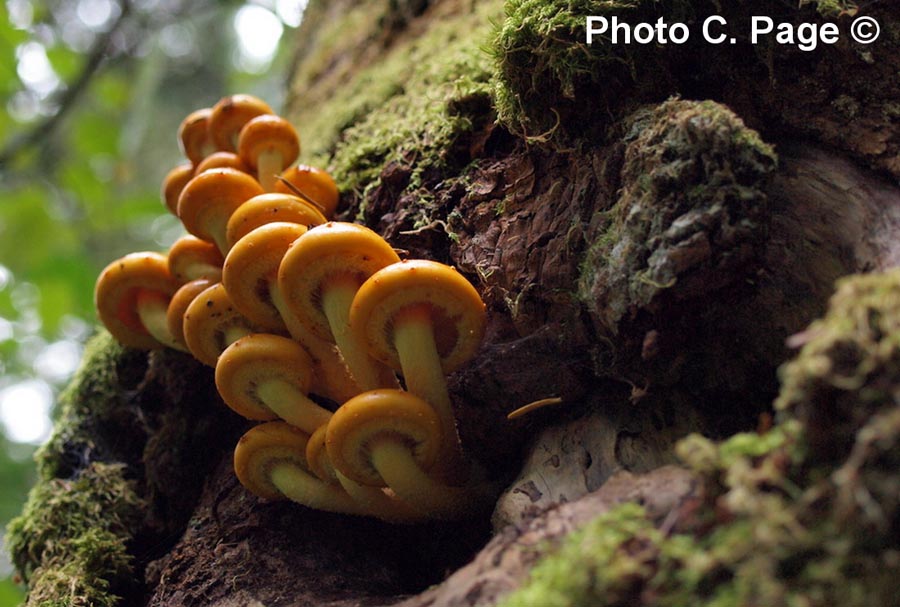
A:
[{"left": 7, "top": 0, "right": 900, "bottom": 606}]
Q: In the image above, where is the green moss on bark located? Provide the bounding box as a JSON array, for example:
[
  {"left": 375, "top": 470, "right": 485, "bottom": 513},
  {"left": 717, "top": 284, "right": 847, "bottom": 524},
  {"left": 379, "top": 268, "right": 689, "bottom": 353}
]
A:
[
  {"left": 578, "top": 98, "right": 777, "bottom": 331},
  {"left": 6, "top": 462, "right": 144, "bottom": 607},
  {"left": 289, "top": 0, "right": 503, "bottom": 217},
  {"left": 502, "top": 269, "right": 900, "bottom": 607},
  {"left": 775, "top": 270, "right": 900, "bottom": 456},
  {"left": 6, "top": 332, "right": 149, "bottom": 607},
  {"left": 490, "top": 0, "right": 868, "bottom": 150},
  {"left": 36, "top": 331, "right": 147, "bottom": 481}
]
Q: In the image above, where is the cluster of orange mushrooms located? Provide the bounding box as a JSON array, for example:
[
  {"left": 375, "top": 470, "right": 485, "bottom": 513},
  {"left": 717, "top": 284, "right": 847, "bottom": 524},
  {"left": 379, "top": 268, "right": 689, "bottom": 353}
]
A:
[{"left": 93, "top": 94, "right": 494, "bottom": 522}]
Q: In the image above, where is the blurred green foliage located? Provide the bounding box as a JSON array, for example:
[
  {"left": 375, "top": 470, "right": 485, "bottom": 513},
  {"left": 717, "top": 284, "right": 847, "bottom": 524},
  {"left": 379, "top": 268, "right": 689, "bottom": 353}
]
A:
[{"left": 0, "top": 0, "right": 305, "bottom": 603}]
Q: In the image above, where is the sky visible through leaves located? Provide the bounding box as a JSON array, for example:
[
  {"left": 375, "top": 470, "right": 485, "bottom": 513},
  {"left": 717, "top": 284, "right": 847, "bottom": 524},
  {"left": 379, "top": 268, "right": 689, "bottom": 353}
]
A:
[{"left": 0, "top": 0, "right": 306, "bottom": 601}]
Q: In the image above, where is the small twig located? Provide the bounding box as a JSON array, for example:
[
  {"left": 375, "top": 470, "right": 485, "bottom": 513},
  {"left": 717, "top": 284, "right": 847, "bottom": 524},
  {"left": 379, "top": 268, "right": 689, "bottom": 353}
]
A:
[
  {"left": 275, "top": 175, "right": 328, "bottom": 213},
  {"left": 507, "top": 397, "right": 565, "bottom": 420}
]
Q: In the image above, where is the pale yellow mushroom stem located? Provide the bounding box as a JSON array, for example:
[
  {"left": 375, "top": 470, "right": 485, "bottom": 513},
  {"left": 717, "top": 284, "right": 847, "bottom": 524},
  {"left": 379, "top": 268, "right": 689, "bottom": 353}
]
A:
[
  {"left": 256, "top": 378, "right": 332, "bottom": 435},
  {"left": 268, "top": 463, "right": 371, "bottom": 516},
  {"left": 256, "top": 149, "right": 283, "bottom": 192},
  {"left": 392, "top": 303, "right": 465, "bottom": 480},
  {"left": 269, "top": 288, "right": 361, "bottom": 404},
  {"left": 321, "top": 274, "right": 390, "bottom": 392},
  {"left": 136, "top": 291, "right": 186, "bottom": 352},
  {"left": 333, "top": 470, "right": 426, "bottom": 524},
  {"left": 369, "top": 437, "right": 480, "bottom": 519}
]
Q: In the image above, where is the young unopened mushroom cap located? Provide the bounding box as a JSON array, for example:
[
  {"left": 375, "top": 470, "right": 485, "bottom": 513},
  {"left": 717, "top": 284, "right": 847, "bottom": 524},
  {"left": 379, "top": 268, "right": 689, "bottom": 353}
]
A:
[
  {"left": 208, "top": 94, "right": 273, "bottom": 152},
  {"left": 351, "top": 259, "right": 486, "bottom": 374},
  {"left": 326, "top": 389, "right": 442, "bottom": 487},
  {"left": 162, "top": 163, "right": 195, "bottom": 216},
  {"left": 167, "top": 235, "right": 224, "bottom": 283},
  {"left": 215, "top": 333, "right": 332, "bottom": 433},
  {"left": 274, "top": 165, "right": 340, "bottom": 219},
  {"left": 182, "top": 282, "right": 259, "bottom": 367},
  {"left": 178, "top": 108, "right": 215, "bottom": 165},
  {"left": 237, "top": 114, "right": 300, "bottom": 191},
  {"left": 234, "top": 420, "right": 370, "bottom": 515},
  {"left": 95, "top": 252, "right": 181, "bottom": 350},
  {"left": 223, "top": 221, "right": 307, "bottom": 331},
  {"left": 166, "top": 278, "right": 215, "bottom": 349},
  {"left": 225, "top": 193, "right": 326, "bottom": 250},
  {"left": 194, "top": 151, "right": 252, "bottom": 175},
  {"left": 177, "top": 167, "right": 265, "bottom": 254}
]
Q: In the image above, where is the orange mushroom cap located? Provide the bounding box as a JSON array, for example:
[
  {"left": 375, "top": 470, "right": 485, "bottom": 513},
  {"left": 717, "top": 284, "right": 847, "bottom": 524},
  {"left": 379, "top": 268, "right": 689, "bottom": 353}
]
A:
[
  {"left": 95, "top": 252, "right": 180, "bottom": 350},
  {"left": 194, "top": 151, "right": 252, "bottom": 175},
  {"left": 215, "top": 333, "right": 329, "bottom": 432},
  {"left": 234, "top": 421, "right": 312, "bottom": 501},
  {"left": 278, "top": 222, "right": 401, "bottom": 344},
  {"left": 325, "top": 389, "right": 442, "bottom": 487},
  {"left": 182, "top": 282, "right": 259, "bottom": 367},
  {"left": 167, "top": 235, "right": 224, "bottom": 283},
  {"left": 177, "top": 167, "right": 265, "bottom": 254},
  {"left": 161, "top": 163, "right": 194, "bottom": 216},
  {"left": 223, "top": 221, "right": 307, "bottom": 331},
  {"left": 225, "top": 193, "right": 326, "bottom": 250},
  {"left": 208, "top": 94, "right": 273, "bottom": 152},
  {"left": 178, "top": 108, "right": 214, "bottom": 165},
  {"left": 233, "top": 420, "right": 371, "bottom": 515},
  {"left": 305, "top": 424, "right": 336, "bottom": 483},
  {"left": 238, "top": 114, "right": 300, "bottom": 170},
  {"left": 274, "top": 165, "right": 340, "bottom": 219},
  {"left": 350, "top": 259, "right": 486, "bottom": 374},
  {"left": 166, "top": 278, "right": 215, "bottom": 349}
]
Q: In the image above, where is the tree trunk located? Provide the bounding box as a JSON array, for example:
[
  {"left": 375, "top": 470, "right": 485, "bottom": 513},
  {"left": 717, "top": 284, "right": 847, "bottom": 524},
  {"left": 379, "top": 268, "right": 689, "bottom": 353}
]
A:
[{"left": 9, "top": 1, "right": 900, "bottom": 606}]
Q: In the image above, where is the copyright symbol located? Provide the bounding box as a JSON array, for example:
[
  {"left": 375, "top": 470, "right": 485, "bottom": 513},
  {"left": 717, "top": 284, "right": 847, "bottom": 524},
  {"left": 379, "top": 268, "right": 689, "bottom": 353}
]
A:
[{"left": 851, "top": 16, "right": 880, "bottom": 44}]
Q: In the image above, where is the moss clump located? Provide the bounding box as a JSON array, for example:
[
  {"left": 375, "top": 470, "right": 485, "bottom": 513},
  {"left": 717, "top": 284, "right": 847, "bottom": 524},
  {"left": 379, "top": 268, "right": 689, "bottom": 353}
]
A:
[
  {"left": 578, "top": 98, "right": 777, "bottom": 330},
  {"left": 6, "top": 462, "right": 144, "bottom": 607},
  {"left": 775, "top": 270, "right": 900, "bottom": 468},
  {"left": 290, "top": 0, "right": 503, "bottom": 216},
  {"left": 8, "top": 331, "right": 150, "bottom": 606},
  {"left": 36, "top": 331, "right": 147, "bottom": 481},
  {"left": 502, "top": 269, "right": 900, "bottom": 607},
  {"left": 490, "top": 0, "right": 866, "bottom": 149},
  {"left": 800, "top": 0, "right": 859, "bottom": 18},
  {"left": 491, "top": 0, "right": 694, "bottom": 147}
]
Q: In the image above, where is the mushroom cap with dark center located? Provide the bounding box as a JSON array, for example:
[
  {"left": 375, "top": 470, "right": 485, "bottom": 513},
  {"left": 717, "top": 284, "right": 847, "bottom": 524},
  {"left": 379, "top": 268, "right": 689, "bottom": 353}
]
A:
[
  {"left": 278, "top": 222, "right": 401, "bottom": 343},
  {"left": 325, "top": 389, "right": 442, "bottom": 487},
  {"left": 350, "top": 259, "right": 487, "bottom": 374},
  {"left": 234, "top": 421, "right": 311, "bottom": 501},
  {"left": 274, "top": 164, "right": 340, "bottom": 219},
  {"left": 225, "top": 193, "right": 326, "bottom": 250},
  {"left": 95, "top": 252, "right": 180, "bottom": 350},
  {"left": 223, "top": 222, "right": 307, "bottom": 331},
  {"left": 177, "top": 167, "right": 264, "bottom": 250},
  {"left": 208, "top": 94, "right": 273, "bottom": 152},
  {"left": 215, "top": 333, "right": 315, "bottom": 421}
]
